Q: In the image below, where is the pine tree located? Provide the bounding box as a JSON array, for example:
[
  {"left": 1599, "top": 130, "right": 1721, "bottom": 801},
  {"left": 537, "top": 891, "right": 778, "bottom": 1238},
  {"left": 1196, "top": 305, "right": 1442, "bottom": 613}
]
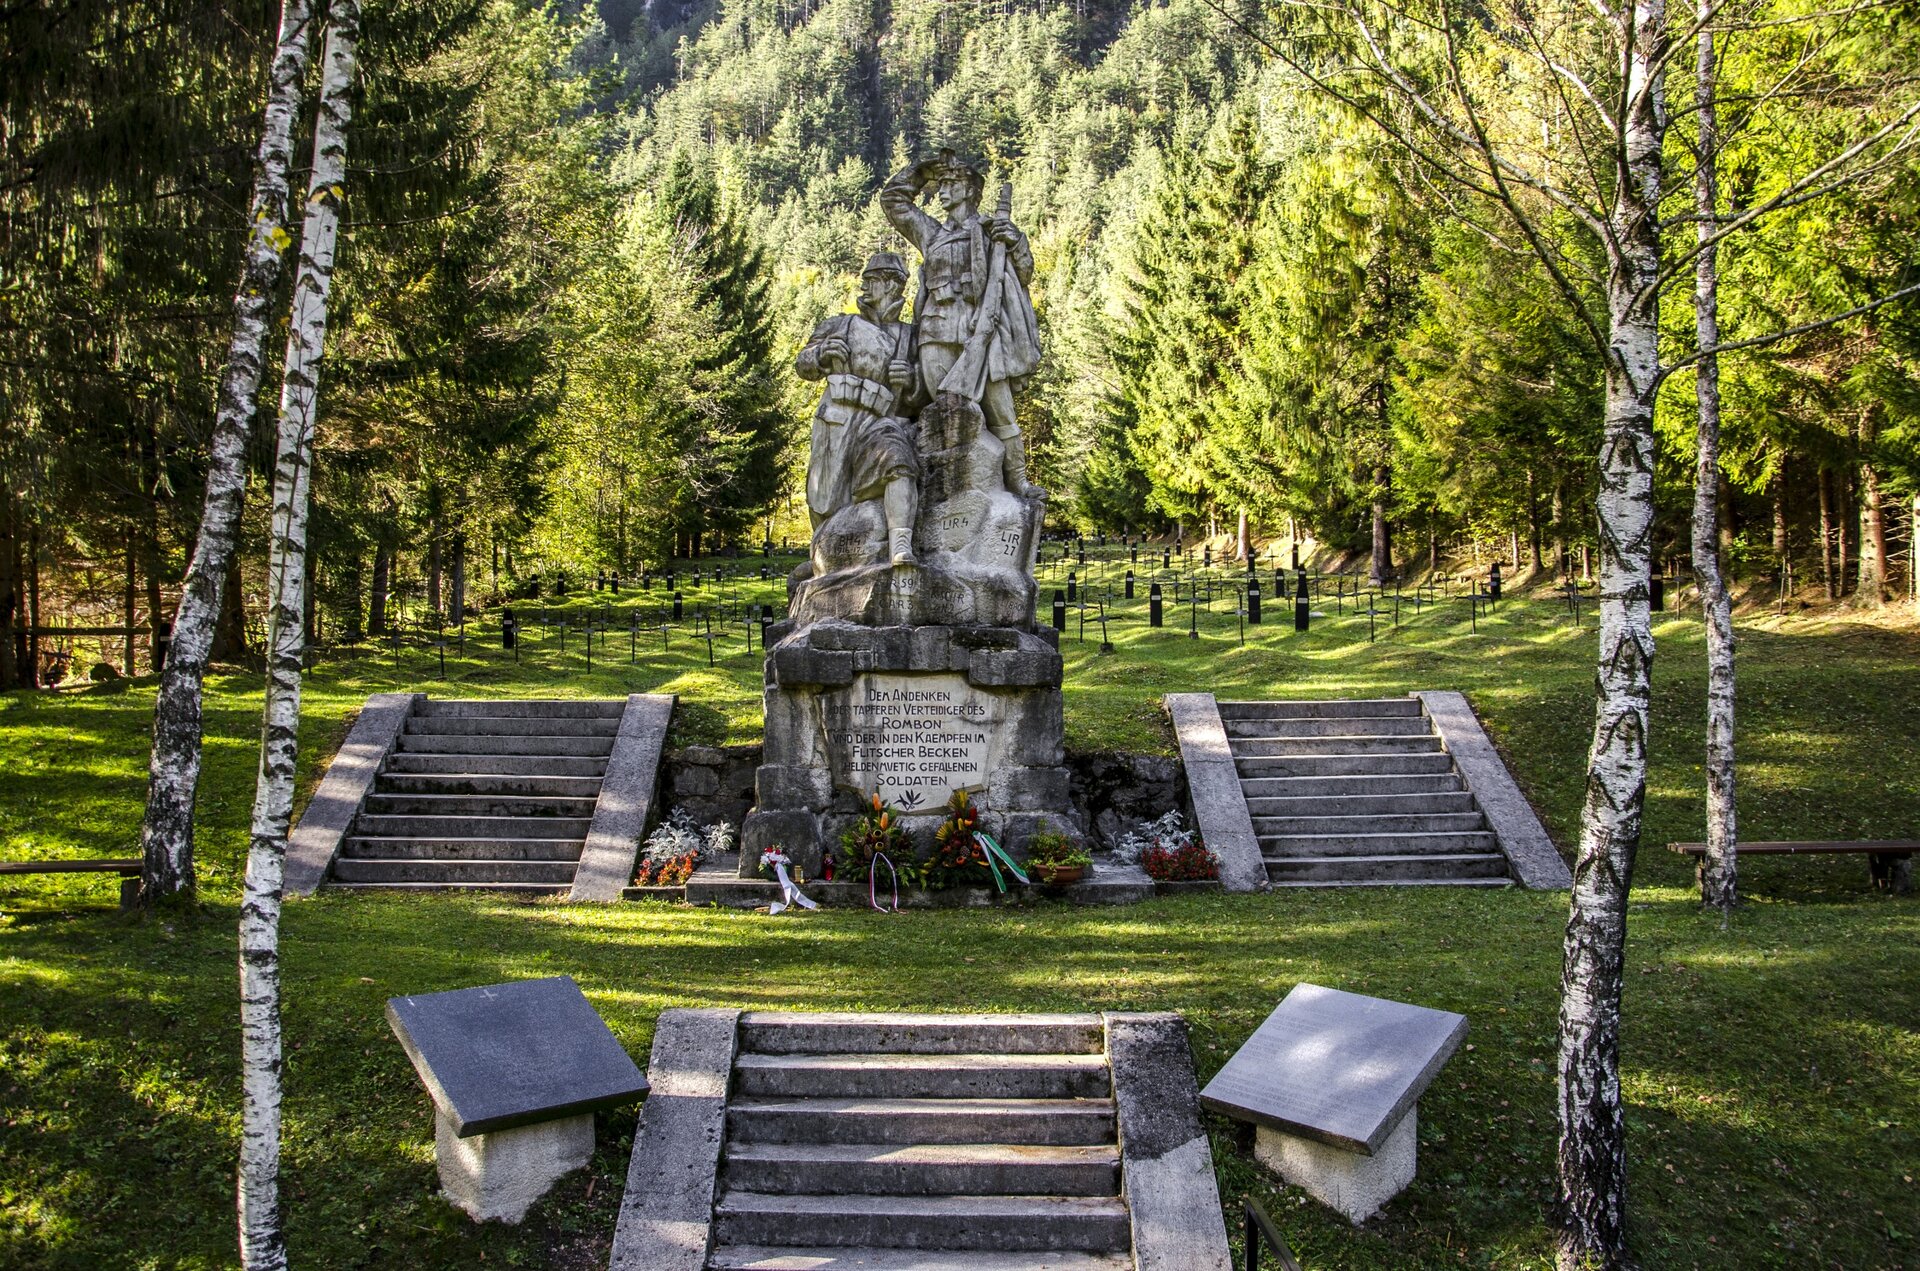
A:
[{"left": 656, "top": 152, "right": 790, "bottom": 551}]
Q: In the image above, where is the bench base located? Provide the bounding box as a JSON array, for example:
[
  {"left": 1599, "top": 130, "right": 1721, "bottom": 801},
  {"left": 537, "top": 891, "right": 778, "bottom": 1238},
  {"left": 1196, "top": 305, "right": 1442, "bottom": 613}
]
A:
[
  {"left": 1254, "top": 1107, "right": 1417, "bottom": 1225},
  {"left": 436, "top": 1109, "right": 593, "bottom": 1224},
  {"left": 1691, "top": 853, "right": 1912, "bottom": 897},
  {"left": 1868, "top": 854, "right": 1914, "bottom": 895}
]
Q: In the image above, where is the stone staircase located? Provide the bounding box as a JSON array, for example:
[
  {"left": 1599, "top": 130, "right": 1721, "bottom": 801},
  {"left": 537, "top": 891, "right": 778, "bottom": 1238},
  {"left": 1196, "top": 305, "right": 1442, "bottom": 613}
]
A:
[
  {"left": 1221, "top": 698, "right": 1512, "bottom": 888},
  {"left": 326, "top": 699, "right": 621, "bottom": 894},
  {"left": 707, "top": 1013, "right": 1133, "bottom": 1270}
]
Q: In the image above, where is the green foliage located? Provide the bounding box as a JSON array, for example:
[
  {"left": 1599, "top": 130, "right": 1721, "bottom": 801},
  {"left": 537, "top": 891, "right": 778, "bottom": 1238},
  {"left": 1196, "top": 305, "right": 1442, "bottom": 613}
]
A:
[{"left": 1023, "top": 830, "right": 1090, "bottom": 869}]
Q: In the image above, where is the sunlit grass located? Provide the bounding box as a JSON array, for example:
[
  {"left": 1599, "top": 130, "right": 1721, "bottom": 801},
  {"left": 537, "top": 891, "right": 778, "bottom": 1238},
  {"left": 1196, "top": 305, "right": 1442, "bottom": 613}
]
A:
[{"left": 2, "top": 561, "right": 1917, "bottom": 1267}]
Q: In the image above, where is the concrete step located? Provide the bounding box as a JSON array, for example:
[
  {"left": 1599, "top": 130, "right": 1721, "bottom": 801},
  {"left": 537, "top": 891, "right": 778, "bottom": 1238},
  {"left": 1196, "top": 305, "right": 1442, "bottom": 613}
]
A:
[
  {"left": 1217, "top": 698, "right": 1422, "bottom": 719},
  {"left": 1228, "top": 735, "right": 1443, "bottom": 757},
  {"left": 329, "top": 857, "right": 579, "bottom": 885},
  {"left": 405, "top": 715, "right": 621, "bottom": 737},
  {"left": 1258, "top": 830, "right": 1499, "bottom": 856},
  {"left": 1251, "top": 812, "right": 1489, "bottom": 837},
  {"left": 339, "top": 836, "right": 585, "bottom": 862},
  {"left": 383, "top": 752, "right": 610, "bottom": 777},
  {"left": 362, "top": 792, "right": 600, "bottom": 818},
  {"left": 708, "top": 1248, "right": 1132, "bottom": 1270},
  {"left": 375, "top": 773, "right": 605, "bottom": 799},
  {"left": 1244, "top": 792, "right": 1476, "bottom": 818},
  {"left": 350, "top": 813, "right": 593, "bottom": 840},
  {"left": 1239, "top": 773, "right": 1462, "bottom": 798},
  {"left": 1264, "top": 853, "right": 1511, "bottom": 883},
  {"left": 325, "top": 880, "right": 569, "bottom": 895},
  {"left": 1224, "top": 715, "right": 1432, "bottom": 739},
  {"left": 727, "top": 1097, "right": 1117, "bottom": 1147},
  {"left": 711, "top": 1192, "right": 1131, "bottom": 1253},
  {"left": 1234, "top": 753, "right": 1455, "bottom": 778},
  {"left": 739, "top": 1014, "right": 1104, "bottom": 1057},
  {"left": 1269, "top": 877, "right": 1513, "bottom": 889},
  {"left": 398, "top": 733, "right": 615, "bottom": 757},
  {"left": 417, "top": 698, "right": 625, "bottom": 719},
  {"left": 732, "top": 1053, "right": 1112, "bottom": 1101},
  {"left": 720, "top": 1142, "right": 1121, "bottom": 1197}
]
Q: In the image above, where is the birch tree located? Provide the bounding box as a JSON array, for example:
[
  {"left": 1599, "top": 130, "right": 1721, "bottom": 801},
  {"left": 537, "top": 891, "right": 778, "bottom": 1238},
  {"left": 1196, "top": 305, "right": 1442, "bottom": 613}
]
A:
[
  {"left": 1200, "top": 0, "right": 1920, "bottom": 1263},
  {"left": 1690, "top": 8, "right": 1738, "bottom": 914},
  {"left": 138, "top": 0, "right": 318, "bottom": 905},
  {"left": 238, "top": 4, "right": 360, "bottom": 1265}
]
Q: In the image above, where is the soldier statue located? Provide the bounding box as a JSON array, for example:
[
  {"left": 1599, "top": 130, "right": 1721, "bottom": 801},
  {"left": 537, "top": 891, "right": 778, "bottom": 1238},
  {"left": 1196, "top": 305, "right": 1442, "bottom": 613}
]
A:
[
  {"left": 795, "top": 252, "right": 923, "bottom": 566},
  {"left": 881, "top": 151, "right": 1044, "bottom": 498}
]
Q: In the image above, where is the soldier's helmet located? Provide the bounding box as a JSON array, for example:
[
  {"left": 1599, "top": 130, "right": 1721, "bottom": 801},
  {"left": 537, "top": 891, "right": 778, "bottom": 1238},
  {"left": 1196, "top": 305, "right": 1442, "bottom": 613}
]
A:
[
  {"left": 923, "top": 151, "right": 987, "bottom": 205},
  {"left": 862, "top": 251, "right": 909, "bottom": 283}
]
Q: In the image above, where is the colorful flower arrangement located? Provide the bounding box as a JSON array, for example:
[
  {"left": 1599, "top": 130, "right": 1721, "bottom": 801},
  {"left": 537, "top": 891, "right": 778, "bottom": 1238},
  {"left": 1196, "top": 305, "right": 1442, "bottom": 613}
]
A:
[
  {"left": 1141, "top": 836, "right": 1218, "bottom": 881},
  {"left": 631, "top": 809, "right": 733, "bottom": 887},
  {"left": 829, "top": 793, "right": 916, "bottom": 885},
  {"left": 633, "top": 851, "right": 698, "bottom": 887},
  {"left": 921, "top": 790, "right": 995, "bottom": 890},
  {"left": 1117, "top": 810, "right": 1219, "bottom": 882}
]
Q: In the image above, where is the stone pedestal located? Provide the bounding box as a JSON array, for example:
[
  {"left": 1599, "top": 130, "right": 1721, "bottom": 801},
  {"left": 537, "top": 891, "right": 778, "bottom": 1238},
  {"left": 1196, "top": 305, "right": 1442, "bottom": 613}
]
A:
[
  {"left": 741, "top": 620, "right": 1077, "bottom": 877},
  {"left": 1254, "top": 1106, "right": 1418, "bottom": 1225},
  {"left": 435, "top": 1109, "right": 594, "bottom": 1223}
]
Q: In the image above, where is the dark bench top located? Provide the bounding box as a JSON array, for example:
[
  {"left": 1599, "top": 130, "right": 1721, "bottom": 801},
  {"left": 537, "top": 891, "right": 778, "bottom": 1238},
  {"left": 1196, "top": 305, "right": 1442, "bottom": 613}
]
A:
[
  {"left": 0, "top": 858, "right": 143, "bottom": 875},
  {"left": 1668, "top": 841, "right": 1917, "bottom": 855}
]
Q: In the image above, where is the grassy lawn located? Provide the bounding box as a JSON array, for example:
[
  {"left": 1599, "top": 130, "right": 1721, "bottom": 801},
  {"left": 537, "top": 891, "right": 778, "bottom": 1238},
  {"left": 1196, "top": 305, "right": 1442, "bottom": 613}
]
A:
[{"left": 3, "top": 558, "right": 1916, "bottom": 1268}]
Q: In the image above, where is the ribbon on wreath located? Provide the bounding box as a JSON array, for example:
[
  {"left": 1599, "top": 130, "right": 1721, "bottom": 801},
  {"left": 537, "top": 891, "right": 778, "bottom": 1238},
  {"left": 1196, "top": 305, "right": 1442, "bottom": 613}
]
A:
[
  {"left": 973, "top": 831, "right": 1030, "bottom": 894},
  {"left": 869, "top": 851, "right": 900, "bottom": 912},
  {"left": 761, "top": 848, "right": 818, "bottom": 915}
]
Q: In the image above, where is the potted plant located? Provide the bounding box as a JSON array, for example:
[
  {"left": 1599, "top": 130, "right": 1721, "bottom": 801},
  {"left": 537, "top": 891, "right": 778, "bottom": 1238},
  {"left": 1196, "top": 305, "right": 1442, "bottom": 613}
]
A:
[{"left": 1026, "top": 831, "right": 1093, "bottom": 887}]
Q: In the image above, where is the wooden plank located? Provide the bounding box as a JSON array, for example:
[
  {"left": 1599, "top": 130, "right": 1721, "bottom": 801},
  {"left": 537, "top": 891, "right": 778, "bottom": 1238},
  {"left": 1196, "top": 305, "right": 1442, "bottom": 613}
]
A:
[
  {"left": 1667, "top": 840, "right": 1918, "bottom": 856},
  {"left": 0, "top": 858, "right": 143, "bottom": 875}
]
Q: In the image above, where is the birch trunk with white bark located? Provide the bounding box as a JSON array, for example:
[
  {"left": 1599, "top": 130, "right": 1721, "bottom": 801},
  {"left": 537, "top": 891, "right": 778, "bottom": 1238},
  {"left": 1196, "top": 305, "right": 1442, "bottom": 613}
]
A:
[
  {"left": 237, "top": 7, "right": 359, "bottom": 1267},
  {"left": 1854, "top": 410, "right": 1888, "bottom": 605},
  {"left": 138, "top": 0, "right": 317, "bottom": 906},
  {"left": 1691, "top": 15, "right": 1738, "bottom": 915},
  {"left": 1556, "top": 2, "right": 1664, "bottom": 1266}
]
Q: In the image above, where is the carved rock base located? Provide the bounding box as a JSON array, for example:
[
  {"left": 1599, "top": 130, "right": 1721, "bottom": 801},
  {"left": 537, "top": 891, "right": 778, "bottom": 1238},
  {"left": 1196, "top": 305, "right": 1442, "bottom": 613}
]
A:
[{"left": 740, "top": 621, "right": 1080, "bottom": 879}]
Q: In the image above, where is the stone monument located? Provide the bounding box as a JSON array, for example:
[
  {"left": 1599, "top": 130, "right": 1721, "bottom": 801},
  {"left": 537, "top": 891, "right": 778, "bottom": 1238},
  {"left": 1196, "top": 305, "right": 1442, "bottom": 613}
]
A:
[{"left": 743, "top": 151, "right": 1076, "bottom": 878}]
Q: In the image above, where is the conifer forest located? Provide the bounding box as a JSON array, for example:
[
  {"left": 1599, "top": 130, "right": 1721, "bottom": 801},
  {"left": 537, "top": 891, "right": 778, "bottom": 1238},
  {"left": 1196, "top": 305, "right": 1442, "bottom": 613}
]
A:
[{"left": 5, "top": 0, "right": 1915, "bottom": 679}]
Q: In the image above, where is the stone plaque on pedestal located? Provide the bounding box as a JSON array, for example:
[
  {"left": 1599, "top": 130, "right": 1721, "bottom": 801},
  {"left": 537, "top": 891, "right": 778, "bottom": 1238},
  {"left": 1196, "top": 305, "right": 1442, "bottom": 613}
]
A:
[
  {"left": 823, "top": 672, "right": 995, "bottom": 812},
  {"left": 1199, "top": 983, "right": 1467, "bottom": 1223}
]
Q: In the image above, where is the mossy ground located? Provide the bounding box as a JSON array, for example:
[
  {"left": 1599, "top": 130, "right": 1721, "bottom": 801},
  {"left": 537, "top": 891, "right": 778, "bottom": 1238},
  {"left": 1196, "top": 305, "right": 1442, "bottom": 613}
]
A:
[{"left": 3, "top": 552, "right": 1916, "bottom": 1269}]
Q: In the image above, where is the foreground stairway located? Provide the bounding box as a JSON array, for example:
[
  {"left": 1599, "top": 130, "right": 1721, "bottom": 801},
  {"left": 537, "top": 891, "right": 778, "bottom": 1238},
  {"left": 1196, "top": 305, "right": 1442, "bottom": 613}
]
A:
[
  {"left": 1222, "top": 698, "right": 1512, "bottom": 887},
  {"left": 708, "top": 1013, "right": 1132, "bottom": 1270},
  {"left": 326, "top": 698, "right": 620, "bottom": 894}
]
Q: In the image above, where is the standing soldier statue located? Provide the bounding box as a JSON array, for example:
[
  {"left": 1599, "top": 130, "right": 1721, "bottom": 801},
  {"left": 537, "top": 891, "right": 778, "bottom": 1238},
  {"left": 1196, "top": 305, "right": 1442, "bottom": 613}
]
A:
[
  {"left": 881, "top": 151, "right": 1044, "bottom": 498},
  {"left": 795, "top": 251, "right": 923, "bottom": 566}
]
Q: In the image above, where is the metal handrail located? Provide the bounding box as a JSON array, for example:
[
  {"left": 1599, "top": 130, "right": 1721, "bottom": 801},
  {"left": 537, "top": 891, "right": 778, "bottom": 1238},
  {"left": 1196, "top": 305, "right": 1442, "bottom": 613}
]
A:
[{"left": 1243, "top": 1197, "right": 1304, "bottom": 1271}]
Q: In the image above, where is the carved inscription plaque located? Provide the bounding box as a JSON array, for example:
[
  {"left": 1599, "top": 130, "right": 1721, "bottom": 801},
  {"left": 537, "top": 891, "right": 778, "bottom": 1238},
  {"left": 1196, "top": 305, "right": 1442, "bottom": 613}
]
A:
[{"left": 820, "top": 672, "right": 997, "bottom": 813}]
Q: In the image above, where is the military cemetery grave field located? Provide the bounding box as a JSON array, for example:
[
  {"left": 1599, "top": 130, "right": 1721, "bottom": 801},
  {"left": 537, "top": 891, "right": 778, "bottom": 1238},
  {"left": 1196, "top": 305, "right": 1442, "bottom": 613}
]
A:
[{"left": 3, "top": 572, "right": 1915, "bottom": 1269}]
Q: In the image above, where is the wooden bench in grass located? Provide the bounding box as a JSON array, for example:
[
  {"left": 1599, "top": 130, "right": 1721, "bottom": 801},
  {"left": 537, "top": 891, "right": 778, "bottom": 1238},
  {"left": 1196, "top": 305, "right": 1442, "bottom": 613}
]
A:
[
  {"left": 0, "top": 858, "right": 143, "bottom": 908},
  {"left": 1668, "top": 841, "right": 1914, "bottom": 896}
]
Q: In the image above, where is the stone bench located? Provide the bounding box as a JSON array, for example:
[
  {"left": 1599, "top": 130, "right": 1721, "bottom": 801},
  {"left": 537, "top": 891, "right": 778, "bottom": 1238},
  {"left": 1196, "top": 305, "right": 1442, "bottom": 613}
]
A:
[
  {"left": 1200, "top": 983, "right": 1467, "bottom": 1223},
  {"left": 386, "top": 975, "right": 648, "bottom": 1223},
  {"left": 1669, "top": 840, "right": 1914, "bottom": 895}
]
